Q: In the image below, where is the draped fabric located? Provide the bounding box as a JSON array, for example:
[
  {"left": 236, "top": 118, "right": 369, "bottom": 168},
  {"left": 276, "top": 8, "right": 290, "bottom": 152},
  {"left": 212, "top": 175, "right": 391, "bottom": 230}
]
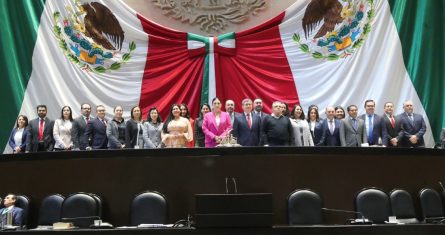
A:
[
  {"left": 388, "top": 0, "right": 445, "bottom": 139},
  {"left": 137, "top": 11, "right": 299, "bottom": 118},
  {"left": 1, "top": 0, "right": 444, "bottom": 152},
  {"left": 0, "top": 0, "right": 46, "bottom": 148}
]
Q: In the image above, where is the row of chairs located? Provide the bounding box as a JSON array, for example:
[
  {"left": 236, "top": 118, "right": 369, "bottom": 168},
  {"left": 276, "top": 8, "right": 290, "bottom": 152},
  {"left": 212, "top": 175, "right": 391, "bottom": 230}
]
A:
[
  {"left": 13, "top": 191, "right": 167, "bottom": 228},
  {"left": 288, "top": 187, "right": 445, "bottom": 225},
  {"left": 12, "top": 187, "right": 445, "bottom": 228}
]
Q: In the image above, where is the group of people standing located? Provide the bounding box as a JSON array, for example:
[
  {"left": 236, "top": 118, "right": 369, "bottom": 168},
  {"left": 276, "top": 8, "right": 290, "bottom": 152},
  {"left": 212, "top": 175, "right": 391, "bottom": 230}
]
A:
[{"left": 7, "top": 97, "right": 428, "bottom": 153}]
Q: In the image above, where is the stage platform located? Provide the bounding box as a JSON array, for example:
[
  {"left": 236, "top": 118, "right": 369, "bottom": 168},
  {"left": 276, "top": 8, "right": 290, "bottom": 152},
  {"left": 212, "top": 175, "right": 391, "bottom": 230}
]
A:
[{"left": 1, "top": 147, "right": 444, "bottom": 228}]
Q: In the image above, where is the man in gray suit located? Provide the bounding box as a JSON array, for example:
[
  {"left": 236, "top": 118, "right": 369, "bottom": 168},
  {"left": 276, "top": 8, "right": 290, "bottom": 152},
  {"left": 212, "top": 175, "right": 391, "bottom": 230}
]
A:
[
  {"left": 71, "top": 103, "right": 94, "bottom": 150},
  {"left": 340, "top": 105, "right": 368, "bottom": 147},
  {"left": 26, "top": 105, "right": 54, "bottom": 152}
]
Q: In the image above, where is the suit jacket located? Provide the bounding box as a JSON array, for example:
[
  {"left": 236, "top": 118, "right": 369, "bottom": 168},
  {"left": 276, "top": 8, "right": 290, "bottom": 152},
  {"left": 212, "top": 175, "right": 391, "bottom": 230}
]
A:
[
  {"left": 308, "top": 120, "right": 324, "bottom": 145},
  {"left": 340, "top": 117, "right": 367, "bottom": 147},
  {"left": 202, "top": 111, "right": 232, "bottom": 147},
  {"left": 0, "top": 206, "right": 24, "bottom": 227},
  {"left": 71, "top": 116, "right": 93, "bottom": 150},
  {"left": 397, "top": 112, "right": 426, "bottom": 147},
  {"left": 8, "top": 128, "right": 30, "bottom": 152},
  {"left": 359, "top": 114, "right": 388, "bottom": 145},
  {"left": 84, "top": 117, "right": 109, "bottom": 149},
  {"left": 106, "top": 118, "right": 126, "bottom": 149},
  {"left": 26, "top": 117, "right": 54, "bottom": 152},
  {"left": 317, "top": 119, "right": 341, "bottom": 146},
  {"left": 382, "top": 114, "right": 403, "bottom": 147},
  {"left": 125, "top": 119, "right": 143, "bottom": 149},
  {"left": 232, "top": 112, "right": 261, "bottom": 146}
]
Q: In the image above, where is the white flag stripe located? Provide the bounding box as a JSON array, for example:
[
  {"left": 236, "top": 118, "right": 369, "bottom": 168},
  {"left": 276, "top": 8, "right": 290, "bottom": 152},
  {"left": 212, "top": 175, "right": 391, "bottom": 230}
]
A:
[
  {"left": 280, "top": 0, "right": 434, "bottom": 146},
  {"left": 19, "top": 0, "right": 148, "bottom": 121}
]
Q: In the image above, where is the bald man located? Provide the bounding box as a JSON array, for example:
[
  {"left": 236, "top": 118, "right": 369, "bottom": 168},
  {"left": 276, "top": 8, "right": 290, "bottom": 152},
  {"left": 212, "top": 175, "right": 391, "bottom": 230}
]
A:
[{"left": 397, "top": 101, "right": 426, "bottom": 147}]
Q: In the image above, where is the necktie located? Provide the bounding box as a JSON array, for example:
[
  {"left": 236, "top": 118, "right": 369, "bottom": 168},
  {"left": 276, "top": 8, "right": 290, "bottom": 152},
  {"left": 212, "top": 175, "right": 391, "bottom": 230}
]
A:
[
  {"left": 390, "top": 115, "right": 395, "bottom": 128},
  {"left": 352, "top": 118, "right": 358, "bottom": 130},
  {"left": 102, "top": 119, "right": 107, "bottom": 127},
  {"left": 85, "top": 117, "right": 89, "bottom": 124},
  {"left": 368, "top": 115, "right": 373, "bottom": 144},
  {"left": 408, "top": 113, "right": 414, "bottom": 124},
  {"left": 329, "top": 120, "right": 334, "bottom": 135},
  {"left": 247, "top": 114, "right": 252, "bottom": 129},
  {"left": 39, "top": 118, "right": 44, "bottom": 141}
]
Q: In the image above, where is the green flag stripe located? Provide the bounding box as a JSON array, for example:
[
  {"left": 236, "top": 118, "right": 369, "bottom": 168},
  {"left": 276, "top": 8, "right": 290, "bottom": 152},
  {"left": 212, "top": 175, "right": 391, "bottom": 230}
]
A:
[
  {"left": 0, "top": 0, "right": 46, "bottom": 149},
  {"left": 388, "top": 0, "right": 445, "bottom": 141}
]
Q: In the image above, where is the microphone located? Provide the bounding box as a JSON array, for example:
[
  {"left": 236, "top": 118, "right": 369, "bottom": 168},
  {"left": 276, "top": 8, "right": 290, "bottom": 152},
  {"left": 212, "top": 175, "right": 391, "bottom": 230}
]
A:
[{"left": 321, "top": 208, "right": 372, "bottom": 224}]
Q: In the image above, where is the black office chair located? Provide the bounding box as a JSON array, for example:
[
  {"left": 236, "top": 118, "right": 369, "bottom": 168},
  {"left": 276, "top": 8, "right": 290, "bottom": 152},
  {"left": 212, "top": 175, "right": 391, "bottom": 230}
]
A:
[
  {"left": 15, "top": 195, "right": 30, "bottom": 228},
  {"left": 288, "top": 189, "right": 323, "bottom": 225},
  {"left": 419, "top": 188, "right": 444, "bottom": 222},
  {"left": 355, "top": 188, "right": 391, "bottom": 224},
  {"left": 89, "top": 193, "right": 103, "bottom": 218},
  {"left": 389, "top": 189, "right": 419, "bottom": 223},
  {"left": 38, "top": 194, "right": 65, "bottom": 226},
  {"left": 61, "top": 192, "right": 100, "bottom": 228},
  {"left": 130, "top": 191, "right": 167, "bottom": 226}
]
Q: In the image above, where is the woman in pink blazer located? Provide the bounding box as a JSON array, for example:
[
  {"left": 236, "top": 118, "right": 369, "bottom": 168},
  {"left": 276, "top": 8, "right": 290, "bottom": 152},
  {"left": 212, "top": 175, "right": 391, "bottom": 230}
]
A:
[{"left": 202, "top": 97, "right": 233, "bottom": 147}]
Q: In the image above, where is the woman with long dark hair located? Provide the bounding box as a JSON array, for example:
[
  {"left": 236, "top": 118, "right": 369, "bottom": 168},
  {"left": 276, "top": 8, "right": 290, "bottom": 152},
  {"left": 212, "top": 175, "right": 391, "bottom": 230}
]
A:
[
  {"left": 126, "top": 106, "right": 144, "bottom": 149},
  {"left": 307, "top": 106, "right": 323, "bottom": 145},
  {"left": 162, "top": 104, "right": 193, "bottom": 148},
  {"left": 53, "top": 106, "right": 74, "bottom": 150},
  {"left": 290, "top": 104, "right": 314, "bottom": 146},
  {"left": 202, "top": 97, "right": 232, "bottom": 147},
  {"left": 180, "top": 103, "right": 195, "bottom": 148},
  {"left": 194, "top": 103, "right": 210, "bottom": 147},
  {"left": 8, "top": 115, "right": 30, "bottom": 153}
]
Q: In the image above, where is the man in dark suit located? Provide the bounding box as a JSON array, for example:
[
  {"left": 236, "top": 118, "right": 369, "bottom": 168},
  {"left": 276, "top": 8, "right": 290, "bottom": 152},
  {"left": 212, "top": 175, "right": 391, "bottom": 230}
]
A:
[
  {"left": 84, "top": 105, "right": 108, "bottom": 150},
  {"left": 71, "top": 103, "right": 94, "bottom": 150},
  {"left": 398, "top": 100, "right": 426, "bottom": 147},
  {"left": 381, "top": 102, "right": 403, "bottom": 147},
  {"left": 317, "top": 106, "right": 341, "bottom": 146},
  {"left": 359, "top": 100, "right": 387, "bottom": 146},
  {"left": 253, "top": 98, "right": 268, "bottom": 120},
  {"left": 1, "top": 194, "right": 24, "bottom": 227},
  {"left": 340, "top": 105, "right": 367, "bottom": 147},
  {"left": 26, "top": 105, "right": 54, "bottom": 152},
  {"left": 232, "top": 99, "right": 261, "bottom": 146}
]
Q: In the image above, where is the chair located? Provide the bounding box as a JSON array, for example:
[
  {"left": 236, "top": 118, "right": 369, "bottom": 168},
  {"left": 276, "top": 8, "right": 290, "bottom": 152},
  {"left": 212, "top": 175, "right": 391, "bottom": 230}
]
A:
[
  {"left": 389, "top": 189, "right": 419, "bottom": 223},
  {"left": 419, "top": 188, "right": 444, "bottom": 222},
  {"left": 287, "top": 189, "right": 323, "bottom": 225},
  {"left": 130, "top": 191, "right": 167, "bottom": 226},
  {"left": 355, "top": 188, "right": 391, "bottom": 224},
  {"left": 89, "top": 193, "right": 103, "bottom": 218},
  {"left": 38, "top": 194, "right": 65, "bottom": 226},
  {"left": 61, "top": 192, "right": 100, "bottom": 228},
  {"left": 15, "top": 195, "right": 30, "bottom": 228}
]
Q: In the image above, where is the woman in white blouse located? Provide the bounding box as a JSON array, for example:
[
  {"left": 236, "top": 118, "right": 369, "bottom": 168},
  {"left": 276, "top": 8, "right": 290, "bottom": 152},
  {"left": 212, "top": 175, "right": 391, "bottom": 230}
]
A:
[
  {"left": 8, "top": 115, "right": 30, "bottom": 154},
  {"left": 53, "top": 106, "right": 74, "bottom": 150},
  {"left": 290, "top": 104, "right": 314, "bottom": 146}
]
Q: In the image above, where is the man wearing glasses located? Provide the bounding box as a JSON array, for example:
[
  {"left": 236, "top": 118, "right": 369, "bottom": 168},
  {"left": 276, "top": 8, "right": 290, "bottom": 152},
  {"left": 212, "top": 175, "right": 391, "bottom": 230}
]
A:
[{"left": 340, "top": 105, "right": 368, "bottom": 147}]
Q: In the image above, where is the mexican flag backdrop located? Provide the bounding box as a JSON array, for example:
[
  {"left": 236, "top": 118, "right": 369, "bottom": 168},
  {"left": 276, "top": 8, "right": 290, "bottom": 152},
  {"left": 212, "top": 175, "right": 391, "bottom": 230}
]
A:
[{"left": 1, "top": 0, "right": 444, "bottom": 153}]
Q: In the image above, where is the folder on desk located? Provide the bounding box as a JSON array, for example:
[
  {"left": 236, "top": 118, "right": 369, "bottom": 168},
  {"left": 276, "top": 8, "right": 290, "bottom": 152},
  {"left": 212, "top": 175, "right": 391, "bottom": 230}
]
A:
[{"left": 194, "top": 193, "right": 273, "bottom": 228}]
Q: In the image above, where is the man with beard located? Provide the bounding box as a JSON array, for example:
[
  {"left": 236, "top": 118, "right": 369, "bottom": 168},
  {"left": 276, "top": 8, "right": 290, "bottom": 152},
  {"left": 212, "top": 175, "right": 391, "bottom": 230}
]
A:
[{"left": 26, "top": 105, "right": 54, "bottom": 152}]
